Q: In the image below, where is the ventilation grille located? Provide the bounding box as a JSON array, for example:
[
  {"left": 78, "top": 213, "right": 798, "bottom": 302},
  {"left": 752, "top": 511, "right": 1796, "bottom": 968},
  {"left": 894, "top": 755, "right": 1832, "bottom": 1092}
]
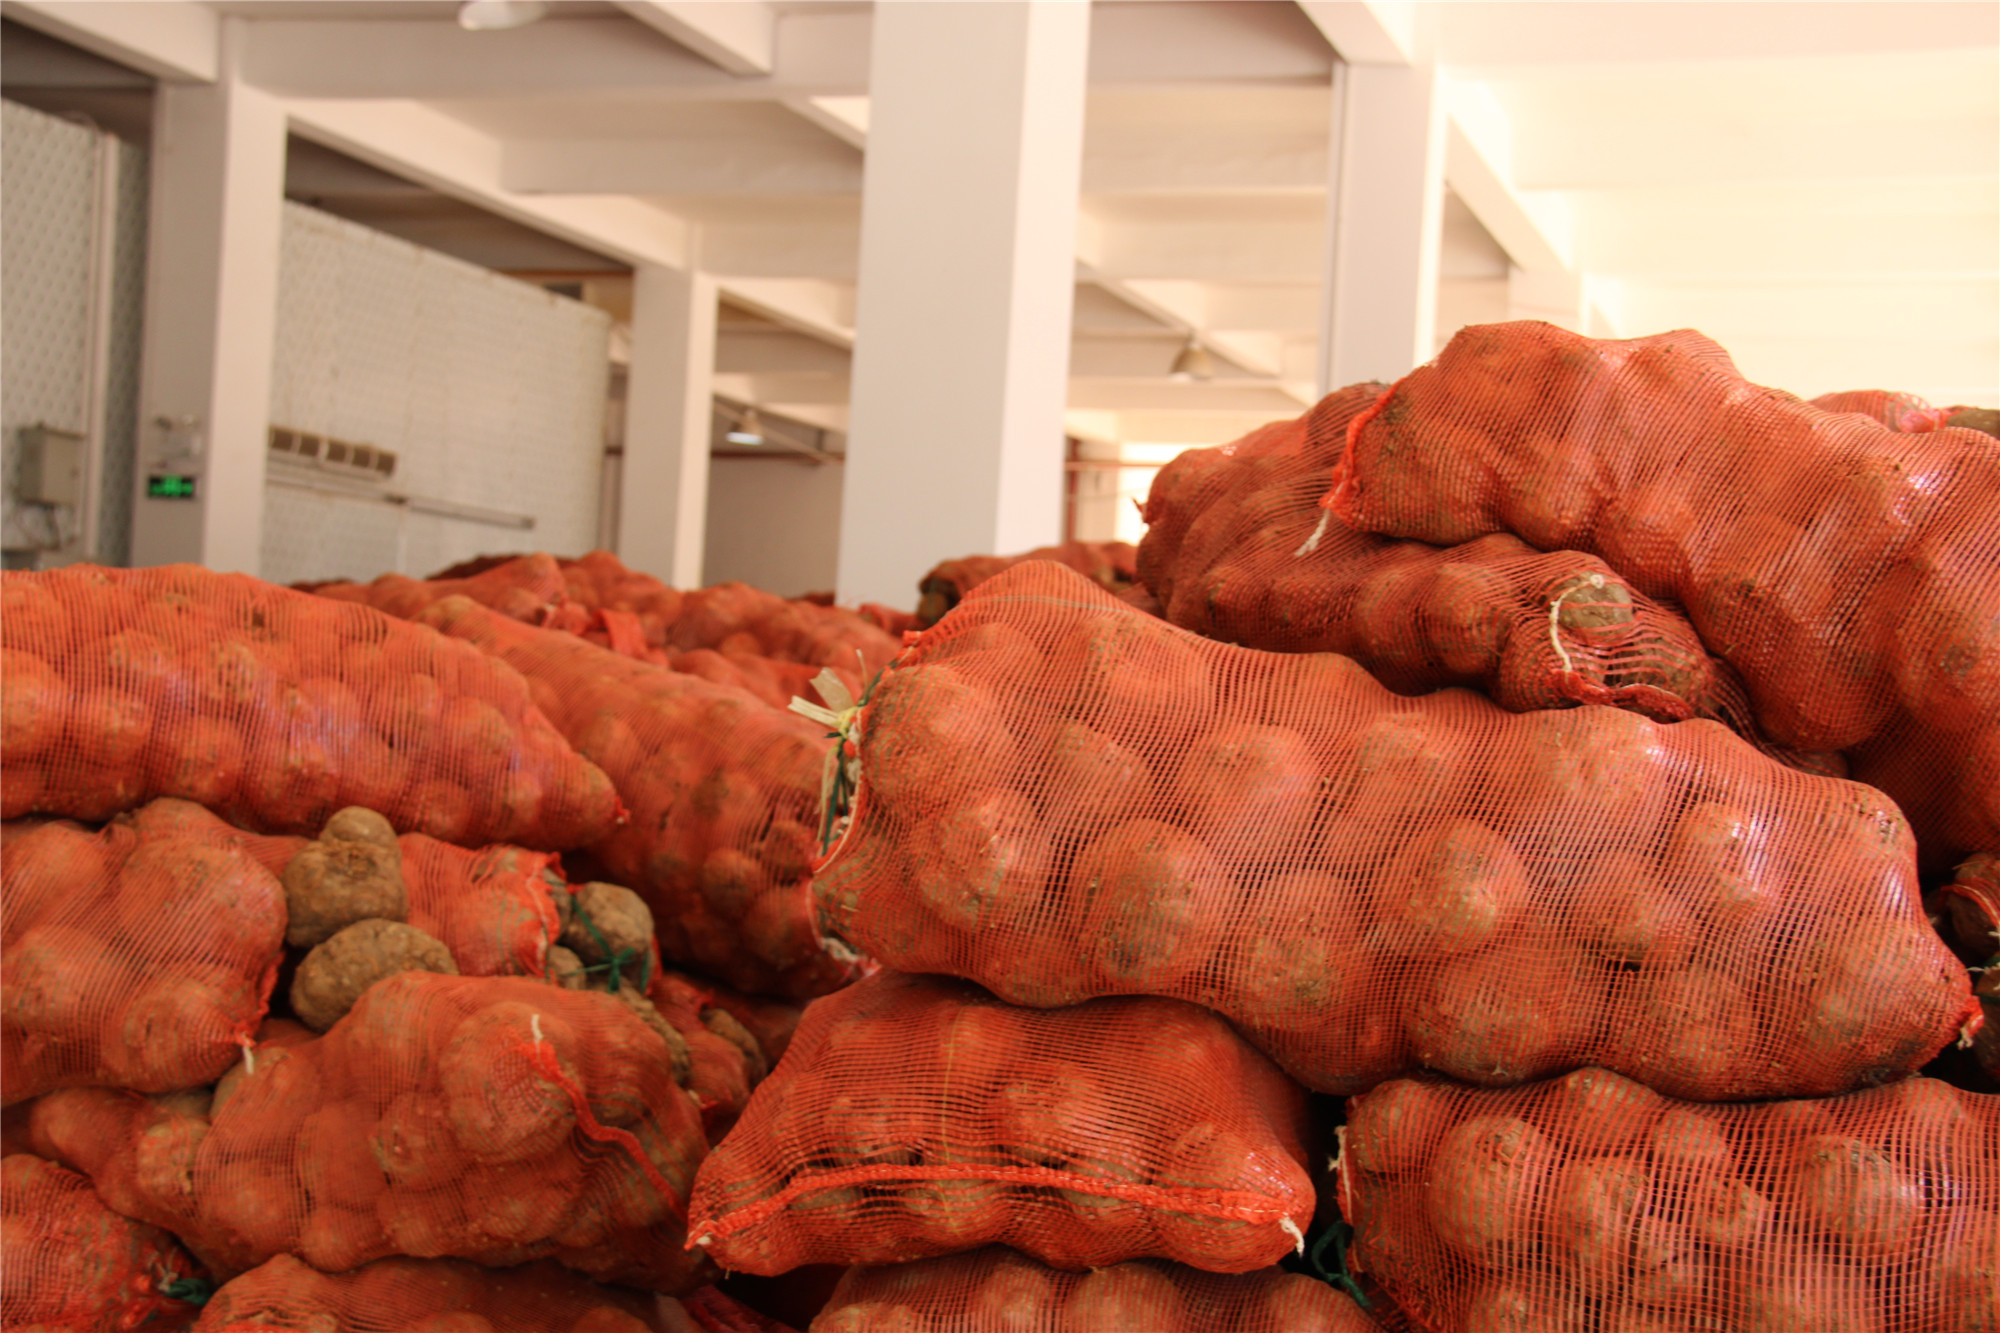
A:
[{"left": 269, "top": 425, "right": 397, "bottom": 481}]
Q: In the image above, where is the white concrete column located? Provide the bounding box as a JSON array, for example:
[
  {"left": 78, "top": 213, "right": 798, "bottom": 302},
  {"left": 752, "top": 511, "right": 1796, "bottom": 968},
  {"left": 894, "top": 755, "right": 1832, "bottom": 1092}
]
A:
[
  {"left": 1317, "top": 56, "right": 1448, "bottom": 392},
  {"left": 132, "top": 19, "right": 287, "bottom": 572},
  {"left": 836, "top": 0, "right": 1089, "bottom": 609},
  {"left": 619, "top": 261, "right": 717, "bottom": 587}
]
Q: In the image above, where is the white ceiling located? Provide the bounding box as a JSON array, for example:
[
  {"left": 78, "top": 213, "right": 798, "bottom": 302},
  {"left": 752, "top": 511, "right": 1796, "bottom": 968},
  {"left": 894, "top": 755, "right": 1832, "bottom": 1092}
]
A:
[{"left": 8, "top": 0, "right": 1995, "bottom": 449}]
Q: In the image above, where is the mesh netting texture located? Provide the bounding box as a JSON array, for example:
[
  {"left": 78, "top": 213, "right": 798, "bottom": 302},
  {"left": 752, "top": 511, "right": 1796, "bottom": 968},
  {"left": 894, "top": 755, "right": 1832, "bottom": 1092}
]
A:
[
  {"left": 2, "top": 802, "right": 283, "bottom": 1103},
  {"left": 306, "top": 552, "right": 869, "bottom": 713},
  {"left": 416, "top": 595, "right": 861, "bottom": 1000},
  {"left": 0, "top": 564, "right": 622, "bottom": 847},
  {"left": 807, "top": 1246, "right": 1378, "bottom": 1332},
  {"left": 1339, "top": 1070, "right": 1998, "bottom": 1333},
  {"left": 686, "top": 970, "right": 1313, "bottom": 1275},
  {"left": 1326, "top": 322, "right": 2000, "bottom": 863},
  {"left": 918, "top": 540, "right": 1141, "bottom": 628},
  {"left": 188, "top": 1254, "right": 679, "bottom": 1332},
  {"left": 2, "top": 1152, "right": 206, "bottom": 1332},
  {"left": 812, "top": 562, "right": 1975, "bottom": 1101},
  {"left": 1136, "top": 382, "right": 1826, "bottom": 759},
  {"left": 26, "top": 973, "right": 709, "bottom": 1290}
]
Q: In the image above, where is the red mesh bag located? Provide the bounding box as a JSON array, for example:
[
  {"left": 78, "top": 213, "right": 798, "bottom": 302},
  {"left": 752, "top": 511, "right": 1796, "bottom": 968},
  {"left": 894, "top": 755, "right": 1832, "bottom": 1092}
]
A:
[
  {"left": 403, "top": 835, "right": 567, "bottom": 978},
  {"left": 1339, "top": 1070, "right": 1999, "bottom": 1333},
  {"left": 646, "top": 971, "right": 768, "bottom": 1144},
  {"left": 807, "top": 1247, "right": 1378, "bottom": 1332},
  {"left": 416, "top": 596, "right": 861, "bottom": 1000},
  {"left": 2, "top": 801, "right": 284, "bottom": 1103},
  {"left": 666, "top": 582, "right": 900, "bottom": 677},
  {"left": 856, "top": 603, "right": 923, "bottom": 638},
  {"left": 1138, "top": 383, "right": 1822, "bottom": 757},
  {"left": 190, "top": 1254, "right": 684, "bottom": 1332},
  {"left": 1810, "top": 389, "right": 1938, "bottom": 431},
  {"left": 2, "top": 1152, "right": 206, "bottom": 1332},
  {"left": 34, "top": 972, "right": 710, "bottom": 1289},
  {"left": 0, "top": 564, "right": 622, "bottom": 847},
  {"left": 666, "top": 649, "right": 862, "bottom": 715},
  {"left": 918, "top": 541, "right": 1141, "bottom": 628},
  {"left": 687, "top": 971, "right": 1313, "bottom": 1275},
  {"left": 307, "top": 551, "right": 574, "bottom": 624},
  {"left": 1326, "top": 322, "right": 2000, "bottom": 862},
  {"left": 655, "top": 968, "right": 803, "bottom": 1070},
  {"left": 1938, "top": 851, "right": 2000, "bottom": 964},
  {"left": 812, "top": 561, "right": 1976, "bottom": 1101}
]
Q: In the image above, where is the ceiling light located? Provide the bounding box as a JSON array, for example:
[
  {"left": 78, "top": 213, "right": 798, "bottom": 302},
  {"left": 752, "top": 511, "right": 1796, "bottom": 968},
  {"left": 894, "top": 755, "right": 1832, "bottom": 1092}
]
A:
[
  {"left": 725, "top": 408, "right": 765, "bottom": 446},
  {"left": 1169, "top": 337, "right": 1215, "bottom": 383},
  {"left": 458, "top": 0, "right": 548, "bottom": 31}
]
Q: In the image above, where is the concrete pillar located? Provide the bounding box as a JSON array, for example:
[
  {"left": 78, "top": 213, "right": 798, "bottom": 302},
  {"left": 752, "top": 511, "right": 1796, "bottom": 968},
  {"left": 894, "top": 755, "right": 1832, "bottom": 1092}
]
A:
[
  {"left": 836, "top": 0, "right": 1089, "bottom": 608},
  {"left": 131, "top": 19, "right": 287, "bottom": 572},
  {"left": 619, "top": 261, "right": 717, "bottom": 587},
  {"left": 1317, "top": 56, "right": 1448, "bottom": 392}
]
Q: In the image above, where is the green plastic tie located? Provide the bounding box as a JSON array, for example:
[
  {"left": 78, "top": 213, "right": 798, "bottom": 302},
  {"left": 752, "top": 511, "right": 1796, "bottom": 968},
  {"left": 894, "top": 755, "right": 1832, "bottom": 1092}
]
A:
[
  {"left": 159, "top": 1275, "right": 214, "bottom": 1307},
  {"left": 1308, "top": 1220, "right": 1371, "bottom": 1311}
]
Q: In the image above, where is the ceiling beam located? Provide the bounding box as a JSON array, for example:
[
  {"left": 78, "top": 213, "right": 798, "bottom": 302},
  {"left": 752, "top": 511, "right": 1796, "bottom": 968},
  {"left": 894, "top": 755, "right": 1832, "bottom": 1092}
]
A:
[
  {"left": 1089, "top": 1, "right": 1335, "bottom": 86},
  {"left": 284, "top": 98, "right": 691, "bottom": 270},
  {"left": 1293, "top": 1, "right": 1417, "bottom": 65},
  {"left": 2, "top": 0, "right": 218, "bottom": 83},
  {"left": 502, "top": 135, "right": 861, "bottom": 196},
  {"left": 1442, "top": 80, "right": 1572, "bottom": 274},
  {"left": 713, "top": 277, "right": 855, "bottom": 347},
  {"left": 715, "top": 328, "right": 851, "bottom": 376},
  {"left": 611, "top": 1, "right": 774, "bottom": 77}
]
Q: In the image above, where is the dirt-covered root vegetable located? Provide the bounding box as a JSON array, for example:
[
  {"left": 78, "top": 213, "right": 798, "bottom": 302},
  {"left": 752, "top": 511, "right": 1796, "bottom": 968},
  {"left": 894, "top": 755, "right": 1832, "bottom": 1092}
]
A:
[
  {"left": 1788, "top": 1134, "right": 1925, "bottom": 1259},
  {"left": 321, "top": 806, "right": 399, "bottom": 853},
  {"left": 559, "top": 882, "right": 655, "bottom": 967},
  {"left": 290, "top": 919, "right": 458, "bottom": 1032},
  {"left": 1379, "top": 819, "right": 1527, "bottom": 955},
  {"left": 1424, "top": 1115, "right": 1556, "bottom": 1265},
  {"left": 283, "top": 836, "right": 408, "bottom": 948},
  {"left": 545, "top": 944, "right": 590, "bottom": 989}
]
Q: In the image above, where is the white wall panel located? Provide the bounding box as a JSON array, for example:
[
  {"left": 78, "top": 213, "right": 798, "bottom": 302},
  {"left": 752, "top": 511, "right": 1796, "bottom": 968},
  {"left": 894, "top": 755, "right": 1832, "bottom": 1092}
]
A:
[{"left": 262, "top": 202, "right": 611, "bottom": 586}]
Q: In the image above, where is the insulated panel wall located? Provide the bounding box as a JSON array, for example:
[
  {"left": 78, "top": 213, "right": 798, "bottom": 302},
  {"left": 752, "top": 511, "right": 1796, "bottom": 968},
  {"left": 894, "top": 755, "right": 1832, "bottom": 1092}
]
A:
[
  {"left": 262, "top": 202, "right": 611, "bottom": 586},
  {"left": 1, "top": 98, "right": 144, "bottom": 567}
]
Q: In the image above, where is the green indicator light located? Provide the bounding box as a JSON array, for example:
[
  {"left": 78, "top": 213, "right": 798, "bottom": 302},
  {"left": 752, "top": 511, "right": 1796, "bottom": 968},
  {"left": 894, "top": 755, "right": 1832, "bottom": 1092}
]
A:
[{"left": 147, "top": 474, "right": 198, "bottom": 499}]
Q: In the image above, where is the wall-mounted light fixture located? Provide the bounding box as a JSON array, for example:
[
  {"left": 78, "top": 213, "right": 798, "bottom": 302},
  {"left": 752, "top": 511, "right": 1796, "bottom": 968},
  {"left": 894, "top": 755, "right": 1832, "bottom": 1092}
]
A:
[
  {"left": 458, "top": 0, "right": 549, "bottom": 31},
  {"left": 725, "top": 407, "right": 765, "bottom": 446},
  {"left": 1169, "top": 336, "right": 1215, "bottom": 383}
]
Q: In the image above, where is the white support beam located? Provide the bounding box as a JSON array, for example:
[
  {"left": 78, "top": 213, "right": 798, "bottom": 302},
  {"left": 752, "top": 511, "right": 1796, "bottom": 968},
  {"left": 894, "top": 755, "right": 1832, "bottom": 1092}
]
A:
[
  {"left": 131, "top": 18, "right": 285, "bottom": 572},
  {"left": 702, "top": 221, "right": 861, "bottom": 281},
  {"left": 611, "top": 0, "right": 775, "bottom": 76},
  {"left": 620, "top": 262, "right": 718, "bottom": 587},
  {"left": 241, "top": 14, "right": 866, "bottom": 101},
  {"left": 1441, "top": 78, "right": 1572, "bottom": 274},
  {"left": 715, "top": 329, "right": 851, "bottom": 377},
  {"left": 1318, "top": 56, "right": 1448, "bottom": 390},
  {"left": 284, "top": 99, "right": 690, "bottom": 271},
  {"left": 2, "top": 0, "right": 218, "bottom": 83},
  {"left": 713, "top": 278, "right": 854, "bottom": 347},
  {"left": 1294, "top": 1, "right": 1417, "bottom": 65},
  {"left": 838, "top": 0, "right": 1090, "bottom": 607},
  {"left": 1089, "top": 0, "right": 1334, "bottom": 86},
  {"left": 501, "top": 135, "right": 861, "bottom": 197}
]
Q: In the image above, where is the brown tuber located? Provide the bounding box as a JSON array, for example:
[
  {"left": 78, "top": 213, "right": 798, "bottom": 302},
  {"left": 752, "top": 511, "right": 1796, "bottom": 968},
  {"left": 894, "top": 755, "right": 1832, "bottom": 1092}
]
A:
[
  {"left": 291, "top": 919, "right": 458, "bottom": 1032},
  {"left": 283, "top": 812, "right": 408, "bottom": 949},
  {"left": 559, "top": 882, "right": 654, "bottom": 966}
]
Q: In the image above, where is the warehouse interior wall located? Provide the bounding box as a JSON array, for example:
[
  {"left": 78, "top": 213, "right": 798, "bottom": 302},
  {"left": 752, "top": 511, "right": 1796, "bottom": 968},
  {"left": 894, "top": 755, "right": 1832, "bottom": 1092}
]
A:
[
  {"left": 0, "top": 97, "right": 146, "bottom": 570},
  {"left": 259, "top": 202, "right": 611, "bottom": 587},
  {"left": 703, "top": 456, "right": 844, "bottom": 599}
]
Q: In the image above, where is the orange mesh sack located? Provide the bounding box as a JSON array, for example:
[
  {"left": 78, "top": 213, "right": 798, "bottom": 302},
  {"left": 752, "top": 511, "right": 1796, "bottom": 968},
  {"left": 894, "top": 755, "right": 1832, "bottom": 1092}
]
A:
[
  {"left": 1138, "top": 382, "right": 1798, "bottom": 741},
  {"left": 646, "top": 972, "right": 768, "bottom": 1143},
  {"left": 402, "top": 835, "right": 567, "bottom": 978},
  {"left": 1338, "top": 1070, "right": 1999, "bottom": 1333},
  {"left": 918, "top": 541, "right": 1141, "bottom": 627},
  {"left": 190, "top": 1254, "right": 682, "bottom": 1333},
  {"left": 687, "top": 971, "right": 1313, "bottom": 1276},
  {"left": 0, "top": 564, "right": 621, "bottom": 847},
  {"left": 416, "top": 596, "right": 861, "bottom": 1000},
  {"left": 1327, "top": 322, "right": 2000, "bottom": 861},
  {"left": 812, "top": 561, "right": 1976, "bottom": 1101},
  {"left": 139, "top": 972, "right": 705, "bottom": 1288},
  {"left": 2, "top": 1152, "right": 206, "bottom": 1332},
  {"left": 2, "top": 801, "right": 284, "bottom": 1103},
  {"left": 1810, "top": 389, "right": 1941, "bottom": 432},
  {"left": 808, "top": 1247, "right": 1378, "bottom": 1332},
  {"left": 306, "top": 551, "right": 574, "bottom": 624},
  {"left": 667, "top": 581, "right": 900, "bottom": 677}
]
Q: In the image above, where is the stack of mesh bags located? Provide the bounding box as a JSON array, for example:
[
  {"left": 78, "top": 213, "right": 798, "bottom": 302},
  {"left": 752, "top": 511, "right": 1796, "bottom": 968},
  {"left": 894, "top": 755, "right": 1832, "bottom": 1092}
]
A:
[{"left": 793, "top": 553, "right": 1980, "bottom": 1329}]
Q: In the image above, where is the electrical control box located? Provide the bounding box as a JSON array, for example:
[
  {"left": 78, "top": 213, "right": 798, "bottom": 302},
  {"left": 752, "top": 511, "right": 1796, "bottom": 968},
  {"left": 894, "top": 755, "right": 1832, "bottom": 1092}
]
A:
[{"left": 16, "top": 425, "right": 85, "bottom": 508}]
